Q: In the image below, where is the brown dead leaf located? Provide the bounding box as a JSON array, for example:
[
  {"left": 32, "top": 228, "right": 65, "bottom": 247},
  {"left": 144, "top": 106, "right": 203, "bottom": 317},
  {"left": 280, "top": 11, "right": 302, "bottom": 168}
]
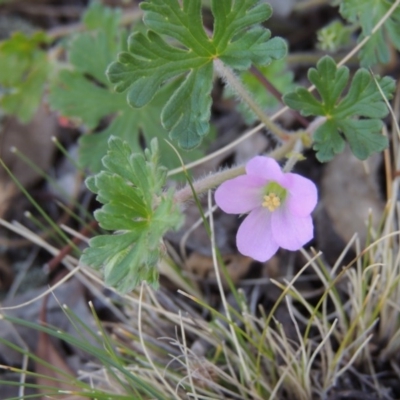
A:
[
  {"left": 232, "top": 131, "right": 269, "bottom": 165},
  {"left": 0, "top": 255, "right": 13, "bottom": 291},
  {"left": 0, "top": 279, "right": 98, "bottom": 366},
  {"left": 35, "top": 330, "right": 84, "bottom": 399},
  {"left": 166, "top": 204, "right": 237, "bottom": 255},
  {"left": 316, "top": 147, "right": 385, "bottom": 261},
  {"left": 185, "top": 253, "right": 252, "bottom": 286},
  {"left": 35, "top": 294, "right": 85, "bottom": 400},
  {"left": 0, "top": 102, "right": 57, "bottom": 217},
  {"left": 267, "top": 0, "right": 295, "bottom": 17}
]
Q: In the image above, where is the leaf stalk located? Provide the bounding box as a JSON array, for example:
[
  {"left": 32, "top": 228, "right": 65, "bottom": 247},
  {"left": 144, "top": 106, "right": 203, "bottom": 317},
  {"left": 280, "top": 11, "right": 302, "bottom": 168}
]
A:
[
  {"left": 173, "top": 135, "right": 299, "bottom": 204},
  {"left": 213, "top": 59, "right": 291, "bottom": 141}
]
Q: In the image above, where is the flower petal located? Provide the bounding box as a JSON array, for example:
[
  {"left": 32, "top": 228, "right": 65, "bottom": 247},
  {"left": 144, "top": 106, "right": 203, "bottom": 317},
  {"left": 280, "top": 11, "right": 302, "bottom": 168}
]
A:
[
  {"left": 281, "top": 173, "right": 318, "bottom": 217},
  {"left": 237, "top": 207, "right": 279, "bottom": 262},
  {"left": 246, "top": 156, "right": 284, "bottom": 182},
  {"left": 215, "top": 175, "right": 265, "bottom": 214},
  {"left": 271, "top": 208, "right": 314, "bottom": 250}
]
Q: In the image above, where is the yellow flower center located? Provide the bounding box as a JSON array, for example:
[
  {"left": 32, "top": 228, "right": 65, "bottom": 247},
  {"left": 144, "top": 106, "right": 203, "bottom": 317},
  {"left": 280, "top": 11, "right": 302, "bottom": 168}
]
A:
[
  {"left": 261, "top": 181, "right": 287, "bottom": 212},
  {"left": 262, "top": 193, "right": 281, "bottom": 211}
]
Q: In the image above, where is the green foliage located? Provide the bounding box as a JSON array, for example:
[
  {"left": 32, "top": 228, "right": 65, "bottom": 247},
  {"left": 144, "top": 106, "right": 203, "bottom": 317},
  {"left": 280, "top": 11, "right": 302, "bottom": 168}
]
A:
[
  {"left": 81, "top": 137, "right": 183, "bottom": 293},
  {"left": 0, "top": 31, "right": 49, "bottom": 122},
  {"left": 339, "top": 0, "right": 400, "bottom": 67},
  {"left": 49, "top": 2, "right": 191, "bottom": 173},
  {"left": 224, "top": 58, "right": 294, "bottom": 124},
  {"left": 283, "top": 56, "right": 395, "bottom": 162},
  {"left": 317, "top": 20, "right": 352, "bottom": 52},
  {"left": 108, "top": 0, "right": 287, "bottom": 150}
]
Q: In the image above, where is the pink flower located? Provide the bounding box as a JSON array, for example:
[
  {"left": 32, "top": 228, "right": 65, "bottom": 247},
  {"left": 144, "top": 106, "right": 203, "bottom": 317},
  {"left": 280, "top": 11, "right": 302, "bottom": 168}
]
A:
[{"left": 215, "top": 156, "right": 318, "bottom": 262}]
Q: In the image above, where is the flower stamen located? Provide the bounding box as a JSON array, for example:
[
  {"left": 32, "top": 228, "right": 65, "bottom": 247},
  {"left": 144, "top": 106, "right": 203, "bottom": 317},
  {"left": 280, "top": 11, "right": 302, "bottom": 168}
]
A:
[{"left": 262, "top": 193, "right": 281, "bottom": 211}]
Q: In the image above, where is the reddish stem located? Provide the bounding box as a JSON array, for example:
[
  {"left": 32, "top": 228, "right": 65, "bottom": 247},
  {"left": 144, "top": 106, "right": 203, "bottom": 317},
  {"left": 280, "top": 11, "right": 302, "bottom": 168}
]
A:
[{"left": 249, "top": 65, "right": 310, "bottom": 128}]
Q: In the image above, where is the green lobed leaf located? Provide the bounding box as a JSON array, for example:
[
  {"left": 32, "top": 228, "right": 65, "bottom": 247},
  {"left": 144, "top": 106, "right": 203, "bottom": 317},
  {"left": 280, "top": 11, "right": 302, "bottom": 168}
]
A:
[
  {"left": 107, "top": 0, "right": 287, "bottom": 149},
  {"left": 83, "top": 0, "right": 121, "bottom": 35},
  {"left": 163, "top": 64, "right": 213, "bottom": 148},
  {"left": 312, "top": 119, "right": 346, "bottom": 161},
  {"left": 283, "top": 56, "right": 395, "bottom": 162},
  {"left": 50, "top": 70, "right": 124, "bottom": 129},
  {"left": 0, "top": 31, "right": 49, "bottom": 122},
  {"left": 317, "top": 20, "right": 352, "bottom": 52},
  {"left": 340, "top": 0, "right": 400, "bottom": 67},
  {"left": 81, "top": 137, "right": 183, "bottom": 293},
  {"left": 49, "top": 1, "right": 196, "bottom": 173}
]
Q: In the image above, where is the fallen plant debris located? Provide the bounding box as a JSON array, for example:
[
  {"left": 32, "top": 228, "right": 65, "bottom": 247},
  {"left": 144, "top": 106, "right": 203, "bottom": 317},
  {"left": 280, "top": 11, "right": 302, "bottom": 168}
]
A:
[{"left": 0, "top": 0, "right": 400, "bottom": 399}]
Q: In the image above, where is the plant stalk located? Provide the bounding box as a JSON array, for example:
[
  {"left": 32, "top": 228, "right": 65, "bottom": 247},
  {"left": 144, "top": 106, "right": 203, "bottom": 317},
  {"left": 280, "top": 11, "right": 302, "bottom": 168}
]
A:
[
  {"left": 213, "top": 59, "right": 291, "bottom": 141},
  {"left": 173, "top": 135, "right": 298, "bottom": 204}
]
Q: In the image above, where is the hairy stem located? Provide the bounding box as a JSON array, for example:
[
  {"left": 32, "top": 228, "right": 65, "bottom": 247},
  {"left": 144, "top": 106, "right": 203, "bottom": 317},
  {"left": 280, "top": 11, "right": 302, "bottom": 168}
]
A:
[
  {"left": 173, "top": 115, "right": 327, "bottom": 204},
  {"left": 213, "top": 59, "right": 291, "bottom": 141},
  {"left": 173, "top": 136, "right": 298, "bottom": 204}
]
